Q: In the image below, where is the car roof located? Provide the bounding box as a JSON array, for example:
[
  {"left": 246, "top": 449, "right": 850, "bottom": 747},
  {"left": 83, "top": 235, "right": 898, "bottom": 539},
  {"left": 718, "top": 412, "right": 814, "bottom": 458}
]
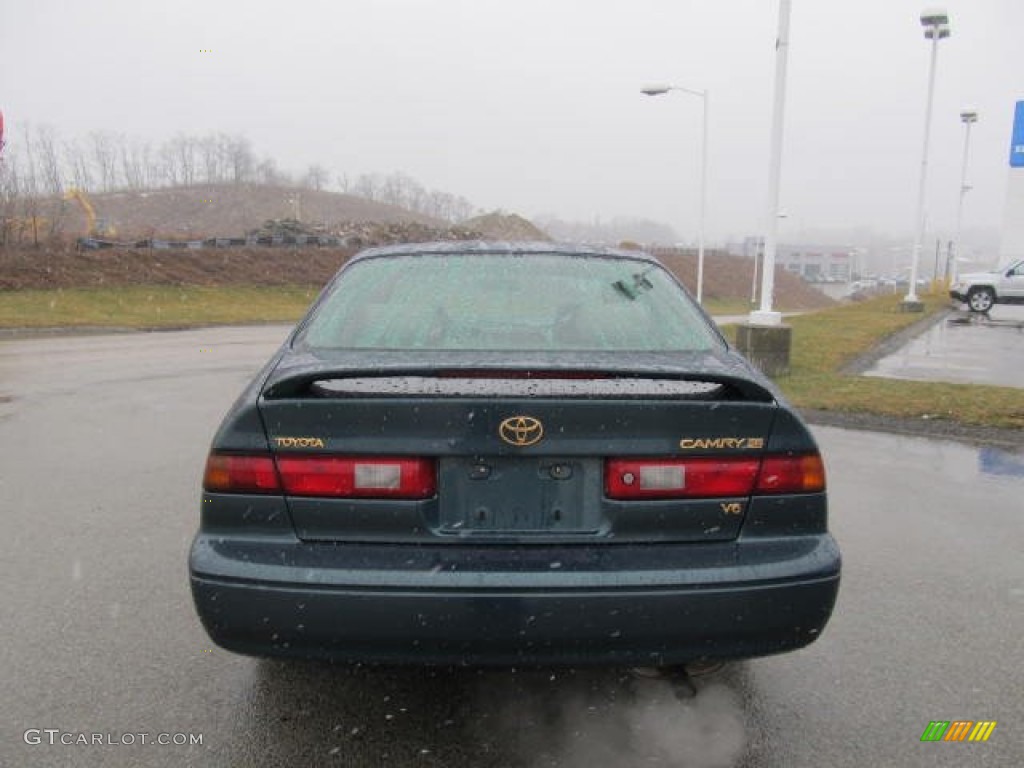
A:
[{"left": 347, "top": 240, "right": 662, "bottom": 264}]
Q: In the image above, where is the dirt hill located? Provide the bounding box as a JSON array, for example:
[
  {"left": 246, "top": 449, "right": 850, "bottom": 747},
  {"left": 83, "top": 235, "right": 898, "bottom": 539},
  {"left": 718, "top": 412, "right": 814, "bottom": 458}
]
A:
[
  {"left": 461, "top": 212, "right": 551, "bottom": 241},
  {"left": 0, "top": 243, "right": 834, "bottom": 311},
  {"left": 53, "top": 183, "right": 446, "bottom": 240},
  {"left": 653, "top": 248, "right": 834, "bottom": 310},
  {"left": 2, "top": 182, "right": 832, "bottom": 309}
]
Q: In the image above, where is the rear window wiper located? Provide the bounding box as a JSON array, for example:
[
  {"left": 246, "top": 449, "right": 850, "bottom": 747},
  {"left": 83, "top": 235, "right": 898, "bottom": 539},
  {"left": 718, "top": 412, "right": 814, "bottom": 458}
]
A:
[{"left": 613, "top": 267, "right": 656, "bottom": 300}]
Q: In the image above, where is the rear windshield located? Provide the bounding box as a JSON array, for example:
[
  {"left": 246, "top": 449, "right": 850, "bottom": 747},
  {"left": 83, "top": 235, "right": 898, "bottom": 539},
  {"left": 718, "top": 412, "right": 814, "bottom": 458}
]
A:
[{"left": 295, "top": 253, "right": 722, "bottom": 352}]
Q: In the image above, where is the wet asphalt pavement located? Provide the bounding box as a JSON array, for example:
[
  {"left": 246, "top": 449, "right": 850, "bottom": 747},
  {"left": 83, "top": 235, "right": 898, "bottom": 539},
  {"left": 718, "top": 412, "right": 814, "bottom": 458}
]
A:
[
  {"left": 1, "top": 326, "right": 1022, "bottom": 767},
  {"left": 866, "top": 304, "right": 1024, "bottom": 389}
]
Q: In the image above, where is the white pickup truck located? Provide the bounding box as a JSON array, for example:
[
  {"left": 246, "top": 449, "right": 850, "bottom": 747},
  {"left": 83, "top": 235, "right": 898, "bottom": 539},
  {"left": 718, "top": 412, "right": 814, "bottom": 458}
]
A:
[{"left": 950, "top": 259, "right": 1024, "bottom": 313}]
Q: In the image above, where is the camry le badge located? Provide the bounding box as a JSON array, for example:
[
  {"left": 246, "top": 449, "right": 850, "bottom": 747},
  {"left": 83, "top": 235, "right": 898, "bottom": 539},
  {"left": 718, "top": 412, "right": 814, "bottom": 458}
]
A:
[{"left": 498, "top": 416, "right": 544, "bottom": 447}]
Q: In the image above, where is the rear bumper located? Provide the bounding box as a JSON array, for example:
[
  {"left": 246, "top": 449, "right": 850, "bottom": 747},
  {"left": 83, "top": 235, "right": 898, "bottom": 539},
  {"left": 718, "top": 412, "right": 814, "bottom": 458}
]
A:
[
  {"left": 189, "top": 534, "right": 841, "bottom": 666},
  {"left": 949, "top": 289, "right": 967, "bottom": 303}
]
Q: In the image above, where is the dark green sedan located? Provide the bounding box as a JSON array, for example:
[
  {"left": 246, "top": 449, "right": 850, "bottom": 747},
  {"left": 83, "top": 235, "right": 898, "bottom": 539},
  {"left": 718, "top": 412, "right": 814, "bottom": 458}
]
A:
[{"left": 190, "top": 241, "right": 840, "bottom": 667}]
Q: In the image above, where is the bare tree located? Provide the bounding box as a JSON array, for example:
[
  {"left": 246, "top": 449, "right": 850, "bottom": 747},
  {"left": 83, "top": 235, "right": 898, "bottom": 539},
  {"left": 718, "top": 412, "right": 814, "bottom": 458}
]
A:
[
  {"left": 89, "top": 130, "right": 120, "bottom": 191},
  {"left": 166, "top": 134, "right": 198, "bottom": 187},
  {"left": 152, "top": 133, "right": 199, "bottom": 188},
  {"left": 199, "top": 133, "right": 223, "bottom": 184},
  {"left": 13, "top": 127, "right": 47, "bottom": 246},
  {"left": 353, "top": 172, "right": 382, "bottom": 201},
  {"left": 344, "top": 169, "right": 478, "bottom": 221},
  {"left": 403, "top": 177, "right": 428, "bottom": 214},
  {"left": 0, "top": 159, "right": 23, "bottom": 245},
  {"left": 29, "top": 125, "right": 72, "bottom": 238},
  {"left": 426, "top": 190, "right": 454, "bottom": 221},
  {"left": 120, "top": 137, "right": 153, "bottom": 191},
  {"left": 256, "top": 155, "right": 286, "bottom": 185},
  {"left": 1, "top": 123, "right": 482, "bottom": 241},
  {"left": 303, "top": 163, "right": 329, "bottom": 191},
  {"left": 142, "top": 139, "right": 167, "bottom": 188},
  {"left": 380, "top": 172, "right": 421, "bottom": 208},
  {"left": 64, "top": 137, "right": 94, "bottom": 191},
  {"left": 155, "top": 141, "right": 177, "bottom": 187},
  {"left": 224, "top": 134, "right": 254, "bottom": 184},
  {"left": 449, "top": 195, "right": 474, "bottom": 223},
  {"left": 34, "top": 125, "right": 64, "bottom": 196}
]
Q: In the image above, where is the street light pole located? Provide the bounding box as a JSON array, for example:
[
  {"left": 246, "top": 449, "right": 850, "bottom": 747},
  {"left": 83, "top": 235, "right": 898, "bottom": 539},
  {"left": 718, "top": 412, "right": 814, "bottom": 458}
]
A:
[
  {"left": 751, "top": 237, "right": 762, "bottom": 305},
  {"left": 641, "top": 84, "right": 709, "bottom": 304},
  {"left": 951, "top": 109, "right": 978, "bottom": 284},
  {"left": 733, "top": 0, "right": 796, "bottom": 376},
  {"left": 697, "top": 89, "right": 709, "bottom": 305},
  {"left": 904, "top": 8, "right": 951, "bottom": 309},
  {"left": 749, "top": 0, "right": 792, "bottom": 326},
  {"left": 750, "top": 213, "right": 787, "bottom": 305}
]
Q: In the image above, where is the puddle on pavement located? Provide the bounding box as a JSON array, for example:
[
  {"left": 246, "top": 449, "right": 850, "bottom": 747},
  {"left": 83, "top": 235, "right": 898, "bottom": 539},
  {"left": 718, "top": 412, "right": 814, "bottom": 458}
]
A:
[
  {"left": 815, "top": 425, "right": 1024, "bottom": 489},
  {"left": 865, "top": 309, "right": 1024, "bottom": 389},
  {"left": 978, "top": 446, "right": 1024, "bottom": 479}
]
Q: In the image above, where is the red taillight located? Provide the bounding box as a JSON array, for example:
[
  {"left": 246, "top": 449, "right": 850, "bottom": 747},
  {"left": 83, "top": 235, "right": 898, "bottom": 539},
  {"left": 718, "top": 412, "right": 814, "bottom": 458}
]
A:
[
  {"left": 605, "top": 453, "right": 825, "bottom": 499},
  {"left": 203, "top": 453, "right": 281, "bottom": 494},
  {"left": 605, "top": 458, "right": 761, "bottom": 499},
  {"left": 275, "top": 456, "right": 436, "bottom": 499},
  {"left": 755, "top": 454, "right": 826, "bottom": 494}
]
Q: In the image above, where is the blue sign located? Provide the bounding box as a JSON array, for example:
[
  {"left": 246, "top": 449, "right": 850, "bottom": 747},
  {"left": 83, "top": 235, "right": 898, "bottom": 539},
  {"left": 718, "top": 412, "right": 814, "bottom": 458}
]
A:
[{"left": 1012, "top": 101, "right": 1024, "bottom": 168}]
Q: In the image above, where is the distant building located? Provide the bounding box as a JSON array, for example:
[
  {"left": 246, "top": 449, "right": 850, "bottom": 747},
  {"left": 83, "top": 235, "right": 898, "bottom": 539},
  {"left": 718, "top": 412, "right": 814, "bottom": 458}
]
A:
[
  {"left": 778, "top": 247, "right": 855, "bottom": 282},
  {"left": 731, "top": 237, "right": 856, "bottom": 282}
]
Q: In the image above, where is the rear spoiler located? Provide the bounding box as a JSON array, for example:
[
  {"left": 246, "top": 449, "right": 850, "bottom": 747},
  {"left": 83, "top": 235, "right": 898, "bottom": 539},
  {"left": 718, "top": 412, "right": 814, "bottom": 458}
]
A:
[{"left": 262, "top": 360, "right": 778, "bottom": 404}]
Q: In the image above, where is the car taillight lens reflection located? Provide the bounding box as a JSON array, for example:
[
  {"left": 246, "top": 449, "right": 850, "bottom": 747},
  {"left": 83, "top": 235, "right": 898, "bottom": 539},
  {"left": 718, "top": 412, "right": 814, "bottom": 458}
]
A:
[
  {"left": 606, "top": 458, "right": 761, "bottom": 499},
  {"left": 204, "top": 454, "right": 281, "bottom": 494},
  {"left": 275, "top": 456, "right": 436, "bottom": 499},
  {"left": 204, "top": 453, "right": 437, "bottom": 499},
  {"left": 755, "top": 454, "right": 826, "bottom": 494},
  {"left": 605, "top": 454, "right": 825, "bottom": 499}
]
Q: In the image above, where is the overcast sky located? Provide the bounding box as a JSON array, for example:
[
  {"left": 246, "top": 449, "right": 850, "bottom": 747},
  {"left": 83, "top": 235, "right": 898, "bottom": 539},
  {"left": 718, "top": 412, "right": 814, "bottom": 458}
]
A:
[{"left": 2, "top": 0, "right": 1020, "bottom": 245}]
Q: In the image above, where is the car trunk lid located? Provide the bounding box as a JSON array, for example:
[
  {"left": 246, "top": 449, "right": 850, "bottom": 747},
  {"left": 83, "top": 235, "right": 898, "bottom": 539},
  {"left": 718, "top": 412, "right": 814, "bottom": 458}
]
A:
[{"left": 257, "top": 358, "right": 781, "bottom": 544}]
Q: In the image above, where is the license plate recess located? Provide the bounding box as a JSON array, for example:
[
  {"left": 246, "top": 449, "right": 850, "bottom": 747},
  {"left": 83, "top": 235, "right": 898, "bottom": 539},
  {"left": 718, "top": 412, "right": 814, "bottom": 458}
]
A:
[{"left": 438, "top": 457, "right": 601, "bottom": 534}]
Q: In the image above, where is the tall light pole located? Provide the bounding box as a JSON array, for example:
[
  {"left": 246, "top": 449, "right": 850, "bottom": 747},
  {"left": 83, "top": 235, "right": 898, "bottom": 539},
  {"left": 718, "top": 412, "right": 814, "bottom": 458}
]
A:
[
  {"left": 951, "top": 109, "right": 978, "bottom": 283},
  {"left": 751, "top": 237, "right": 762, "bottom": 305},
  {"left": 641, "top": 84, "right": 709, "bottom": 304},
  {"left": 904, "top": 8, "right": 951, "bottom": 310},
  {"left": 750, "top": 212, "right": 787, "bottom": 305},
  {"left": 749, "top": 0, "right": 792, "bottom": 326},
  {"left": 732, "top": 0, "right": 795, "bottom": 377}
]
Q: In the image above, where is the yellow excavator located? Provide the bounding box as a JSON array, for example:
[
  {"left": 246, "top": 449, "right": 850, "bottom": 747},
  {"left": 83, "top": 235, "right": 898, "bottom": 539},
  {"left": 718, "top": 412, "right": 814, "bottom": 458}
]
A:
[{"left": 63, "top": 187, "right": 116, "bottom": 237}]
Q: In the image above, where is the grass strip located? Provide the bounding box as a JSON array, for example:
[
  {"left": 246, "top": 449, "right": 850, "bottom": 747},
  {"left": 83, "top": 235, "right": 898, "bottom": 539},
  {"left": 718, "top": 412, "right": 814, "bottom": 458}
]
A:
[
  {"left": 702, "top": 298, "right": 759, "bottom": 316},
  {"left": 0, "top": 287, "right": 818, "bottom": 330},
  {"left": 0, "top": 285, "right": 317, "bottom": 329}
]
